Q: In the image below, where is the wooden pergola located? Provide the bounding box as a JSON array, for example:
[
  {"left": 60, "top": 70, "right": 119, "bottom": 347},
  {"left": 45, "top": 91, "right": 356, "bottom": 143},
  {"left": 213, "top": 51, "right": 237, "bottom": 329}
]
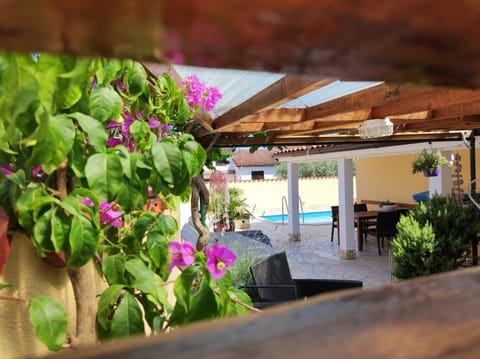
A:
[
  {"left": 2, "top": 1, "right": 480, "bottom": 149},
  {"left": 3, "top": 1, "right": 480, "bottom": 358}
]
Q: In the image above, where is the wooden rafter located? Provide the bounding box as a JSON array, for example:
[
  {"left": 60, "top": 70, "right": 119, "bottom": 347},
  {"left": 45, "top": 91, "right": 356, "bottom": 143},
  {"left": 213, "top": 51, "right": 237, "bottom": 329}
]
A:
[{"left": 211, "top": 76, "right": 336, "bottom": 130}]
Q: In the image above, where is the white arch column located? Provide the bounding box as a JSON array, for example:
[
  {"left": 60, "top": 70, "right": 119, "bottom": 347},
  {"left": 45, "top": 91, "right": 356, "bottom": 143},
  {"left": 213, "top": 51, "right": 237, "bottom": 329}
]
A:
[
  {"left": 287, "top": 162, "right": 301, "bottom": 241},
  {"left": 338, "top": 158, "right": 356, "bottom": 259}
]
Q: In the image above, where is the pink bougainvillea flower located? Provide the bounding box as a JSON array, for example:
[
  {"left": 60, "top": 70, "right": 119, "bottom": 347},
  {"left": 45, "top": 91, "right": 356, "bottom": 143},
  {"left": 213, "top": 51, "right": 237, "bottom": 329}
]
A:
[
  {"left": 99, "top": 201, "right": 123, "bottom": 228},
  {"left": 148, "top": 116, "right": 160, "bottom": 129},
  {"left": 90, "top": 75, "right": 97, "bottom": 88},
  {"left": 181, "top": 75, "right": 221, "bottom": 113},
  {"left": 81, "top": 197, "right": 94, "bottom": 207},
  {"left": 31, "top": 166, "right": 47, "bottom": 182},
  {"left": 168, "top": 241, "right": 196, "bottom": 272},
  {"left": 162, "top": 123, "right": 173, "bottom": 132},
  {"left": 205, "top": 243, "right": 236, "bottom": 279},
  {"left": 0, "top": 163, "right": 14, "bottom": 176}
]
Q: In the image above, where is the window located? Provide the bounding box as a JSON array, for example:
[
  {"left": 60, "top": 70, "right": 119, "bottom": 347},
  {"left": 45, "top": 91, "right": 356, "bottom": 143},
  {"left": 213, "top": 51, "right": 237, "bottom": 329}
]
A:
[{"left": 251, "top": 171, "right": 264, "bottom": 180}]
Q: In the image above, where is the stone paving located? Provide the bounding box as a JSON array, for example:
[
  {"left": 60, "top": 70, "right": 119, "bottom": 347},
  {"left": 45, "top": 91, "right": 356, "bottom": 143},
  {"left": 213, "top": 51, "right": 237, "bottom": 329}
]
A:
[{"left": 249, "top": 219, "right": 393, "bottom": 288}]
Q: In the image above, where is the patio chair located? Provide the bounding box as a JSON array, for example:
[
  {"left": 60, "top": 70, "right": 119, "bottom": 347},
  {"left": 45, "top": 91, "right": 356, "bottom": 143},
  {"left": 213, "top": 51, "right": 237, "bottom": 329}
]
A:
[
  {"left": 364, "top": 211, "right": 400, "bottom": 255},
  {"left": 240, "top": 251, "right": 363, "bottom": 308},
  {"left": 332, "top": 204, "right": 368, "bottom": 245},
  {"left": 330, "top": 205, "right": 339, "bottom": 243}
]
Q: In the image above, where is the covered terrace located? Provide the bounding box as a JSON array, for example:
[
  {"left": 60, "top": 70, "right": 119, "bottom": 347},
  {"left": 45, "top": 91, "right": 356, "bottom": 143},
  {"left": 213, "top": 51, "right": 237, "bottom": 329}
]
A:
[{"left": 3, "top": 1, "right": 480, "bottom": 358}]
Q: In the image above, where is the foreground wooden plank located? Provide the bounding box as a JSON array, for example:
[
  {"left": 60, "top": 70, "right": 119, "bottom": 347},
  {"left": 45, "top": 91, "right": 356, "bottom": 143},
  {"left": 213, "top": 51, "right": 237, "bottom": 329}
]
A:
[
  {"left": 47, "top": 266, "right": 480, "bottom": 359},
  {"left": 2, "top": 1, "right": 480, "bottom": 86}
]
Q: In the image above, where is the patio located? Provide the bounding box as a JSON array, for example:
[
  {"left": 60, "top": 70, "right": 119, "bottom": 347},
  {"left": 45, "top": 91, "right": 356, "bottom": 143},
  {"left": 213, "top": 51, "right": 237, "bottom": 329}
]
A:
[{"left": 248, "top": 220, "right": 391, "bottom": 288}]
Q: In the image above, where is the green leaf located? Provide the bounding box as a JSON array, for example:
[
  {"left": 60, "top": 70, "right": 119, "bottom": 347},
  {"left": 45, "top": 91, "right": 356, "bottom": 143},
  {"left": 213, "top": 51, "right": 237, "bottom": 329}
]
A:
[
  {"left": 133, "top": 213, "right": 157, "bottom": 239},
  {"left": 187, "top": 277, "right": 218, "bottom": 322},
  {"left": 67, "top": 215, "right": 98, "bottom": 268},
  {"left": 29, "top": 296, "right": 67, "bottom": 351},
  {"left": 85, "top": 153, "right": 124, "bottom": 201},
  {"left": 181, "top": 138, "right": 206, "bottom": 177},
  {"left": 145, "top": 231, "right": 168, "bottom": 272},
  {"left": 124, "top": 258, "right": 162, "bottom": 295},
  {"left": 223, "top": 287, "right": 252, "bottom": 316},
  {"left": 16, "top": 185, "right": 48, "bottom": 231},
  {"left": 114, "top": 146, "right": 132, "bottom": 179},
  {"left": 110, "top": 292, "right": 144, "bottom": 338},
  {"left": 103, "top": 255, "right": 126, "bottom": 285},
  {"left": 151, "top": 214, "right": 178, "bottom": 238},
  {"left": 124, "top": 62, "right": 146, "bottom": 98},
  {"left": 97, "top": 284, "right": 125, "bottom": 334},
  {"left": 170, "top": 266, "right": 197, "bottom": 325},
  {"left": 116, "top": 182, "right": 144, "bottom": 213},
  {"left": 0, "top": 282, "right": 14, "bottom": 290},
  {"left": 96, "top": 59, "right": 122, "bottom": 85},
  {"left": 89, "top": 86, "right": 122, "bottom": 123},
  {"left": 33, "top": 207, "right": 70, "bottom": 253},
  {"left": 151, "top": 140, "right": 182, "bottom": 184},
  {"left": 27, "top": 114, "right": 75, "bottom": 174},
  {"left": 69, "top": 112, "right": 107, "bottom": 152},
  {"left": 58, "top": 85, "right": 82, "bottom": 109}
]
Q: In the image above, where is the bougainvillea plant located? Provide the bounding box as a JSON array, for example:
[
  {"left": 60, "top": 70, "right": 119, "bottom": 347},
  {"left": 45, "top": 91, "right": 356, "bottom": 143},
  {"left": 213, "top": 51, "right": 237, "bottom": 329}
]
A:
[{"left": 0, "top": 53, "right": 254, "bottom": 352}]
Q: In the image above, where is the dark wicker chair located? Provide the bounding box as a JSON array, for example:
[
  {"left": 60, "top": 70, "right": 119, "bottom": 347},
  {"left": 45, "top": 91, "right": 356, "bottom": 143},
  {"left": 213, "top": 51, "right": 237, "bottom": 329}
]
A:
[
  {"left": 241, "top": 251, "right": 363, "bottom": 308},
  {"left": 364, "top": 211, "right": 400, "bottom": 255},
  {"left": 330, "top": 205, "right": 339, "bottom": 243}
]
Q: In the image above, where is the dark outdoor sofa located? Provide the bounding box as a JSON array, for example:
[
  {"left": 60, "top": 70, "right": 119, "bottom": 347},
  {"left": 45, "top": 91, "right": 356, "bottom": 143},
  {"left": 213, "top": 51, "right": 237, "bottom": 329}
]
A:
[{"left": 241, "top": 251, "right": 363, "bottom": 308}]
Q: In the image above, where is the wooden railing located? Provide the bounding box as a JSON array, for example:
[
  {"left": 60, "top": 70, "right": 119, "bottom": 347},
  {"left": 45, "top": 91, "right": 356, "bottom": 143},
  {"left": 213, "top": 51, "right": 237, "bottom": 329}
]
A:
[{"left": 47, "top": 266, "right": 480, "bottom": 359}]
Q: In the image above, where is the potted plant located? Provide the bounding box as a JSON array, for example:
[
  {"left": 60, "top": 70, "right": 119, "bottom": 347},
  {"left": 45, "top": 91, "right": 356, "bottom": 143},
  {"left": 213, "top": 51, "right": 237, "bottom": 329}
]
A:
[
  {"left": 378, "top": 200, "right": 397, "bottom": 212},
  {"left": 412, "top": 149, "right": 450, "bottom": 177},
  {"left": 228, "top": 187, "right": 252, "bottom": 231},
  {"left": 209, "top": 187, "right": 251, "bottom": 231}
]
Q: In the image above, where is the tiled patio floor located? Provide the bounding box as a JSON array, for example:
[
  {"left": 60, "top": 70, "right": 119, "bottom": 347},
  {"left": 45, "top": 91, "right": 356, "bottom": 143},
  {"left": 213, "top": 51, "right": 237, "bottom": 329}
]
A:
[{"left": 249, "top": 220, "right": 393, "bottom": 288}]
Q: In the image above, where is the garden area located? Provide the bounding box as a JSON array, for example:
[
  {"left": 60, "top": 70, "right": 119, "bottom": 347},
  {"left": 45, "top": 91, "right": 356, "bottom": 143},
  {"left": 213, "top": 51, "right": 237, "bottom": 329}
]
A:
[{"left": 0, "top": 54, "right": 480, "bottom": 359}]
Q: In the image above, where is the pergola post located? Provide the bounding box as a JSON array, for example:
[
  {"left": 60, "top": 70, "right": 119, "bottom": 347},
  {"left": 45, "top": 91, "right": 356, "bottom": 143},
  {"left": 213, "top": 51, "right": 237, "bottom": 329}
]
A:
[
  {"left": 429, "top": 150, "right": 452, "bottom": 197},
  {"left": 287, "top": 162, "right": 301, "bottom": 241},
  {"left": 338, "top": 158, "right": 356, "bottom": 259}
]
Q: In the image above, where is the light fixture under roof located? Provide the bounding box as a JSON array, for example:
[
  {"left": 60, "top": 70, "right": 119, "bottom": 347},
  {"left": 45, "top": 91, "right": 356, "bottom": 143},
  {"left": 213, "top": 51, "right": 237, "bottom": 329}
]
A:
[{"left": 358, "top": 118, "right": 393, "bottom": 139}]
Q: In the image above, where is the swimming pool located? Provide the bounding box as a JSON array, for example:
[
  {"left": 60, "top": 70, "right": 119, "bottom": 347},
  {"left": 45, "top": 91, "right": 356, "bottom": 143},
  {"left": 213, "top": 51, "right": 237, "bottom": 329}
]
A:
[{"left": 260, "top": 210, "right": 332, "bottom": 224}]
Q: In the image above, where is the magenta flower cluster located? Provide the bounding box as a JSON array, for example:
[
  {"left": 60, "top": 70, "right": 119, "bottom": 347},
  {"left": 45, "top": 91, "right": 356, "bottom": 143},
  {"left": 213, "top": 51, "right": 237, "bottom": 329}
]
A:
[
  {"left": 168, "top": 241, "right": 236, "bottom": 279},
  {"left": 82, "top": 197, "right": 124, "bottom": 228},
  {"left": 181, "top": 75, "right": 222, "bottom": 112},
  {"left": 205, "top": 243, "right": 236, "bottom": 279},
  {"left": 105, "top": 108, "right": 169, "bottom": 152}
]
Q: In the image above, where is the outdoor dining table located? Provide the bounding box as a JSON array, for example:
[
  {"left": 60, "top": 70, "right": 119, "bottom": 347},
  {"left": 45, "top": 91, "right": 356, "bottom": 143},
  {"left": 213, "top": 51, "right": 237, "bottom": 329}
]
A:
[{"left": 354, "top": 210, "right": 378, "bottom": 251}]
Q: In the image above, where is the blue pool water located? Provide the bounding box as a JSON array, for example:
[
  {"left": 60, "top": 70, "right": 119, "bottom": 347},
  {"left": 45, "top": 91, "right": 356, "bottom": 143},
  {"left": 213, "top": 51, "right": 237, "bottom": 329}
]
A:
[{"left": 260, "top": 210, "right": 332, "bottom": 224}]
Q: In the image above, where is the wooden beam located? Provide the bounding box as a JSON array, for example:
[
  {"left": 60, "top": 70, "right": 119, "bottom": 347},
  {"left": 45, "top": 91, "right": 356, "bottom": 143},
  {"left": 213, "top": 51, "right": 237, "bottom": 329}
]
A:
[
  {"left": 432, "top": 100, "right": 480, "bottom": 121},
  {"left": 213, "top": 77, "right": 336, "bottom": 130},
  {"left": 399, "top": 116, "right": 480, "bottom": 132},
  {"left": 305, "top": 84, "right": 432, "bottom": 120},
  {"left": 198, "top": 132, "right": 462, "bottom": 147},
  {"left": 372, "top": 89, "right": 480, "bottom": 119}
]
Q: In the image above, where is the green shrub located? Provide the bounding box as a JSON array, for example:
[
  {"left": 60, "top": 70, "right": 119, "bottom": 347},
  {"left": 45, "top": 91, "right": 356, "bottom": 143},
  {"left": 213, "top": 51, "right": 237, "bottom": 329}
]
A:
[{"left": 392, "top": 195, "right": 480, "bottom": 279}]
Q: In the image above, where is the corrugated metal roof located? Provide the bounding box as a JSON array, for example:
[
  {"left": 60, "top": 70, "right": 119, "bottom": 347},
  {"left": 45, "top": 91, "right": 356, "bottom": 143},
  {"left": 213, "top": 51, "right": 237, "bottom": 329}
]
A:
[
  {"left": 174, "top": 65, "right": 285, "bottom": 118},
  {"left": 280, "top": 80, "right": 383, "bottom": 108}
]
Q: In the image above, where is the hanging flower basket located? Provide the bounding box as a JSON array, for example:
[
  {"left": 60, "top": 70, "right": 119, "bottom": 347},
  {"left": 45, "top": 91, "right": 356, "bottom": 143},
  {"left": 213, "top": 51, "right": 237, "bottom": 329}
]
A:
[
  {"left": 412, "top": 149, "right": 450, "bottom": 177},
  {"left": 422, "top": 167, "right": 441, "bottom": 177}
]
